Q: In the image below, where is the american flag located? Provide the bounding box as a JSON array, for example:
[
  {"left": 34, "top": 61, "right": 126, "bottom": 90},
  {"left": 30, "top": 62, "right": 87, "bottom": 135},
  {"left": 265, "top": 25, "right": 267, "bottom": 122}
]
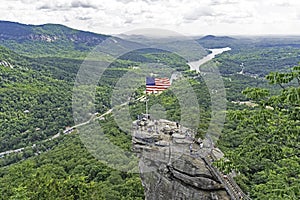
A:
[{"left": 146, "top": 77, "right": 171, "bottom": 94}]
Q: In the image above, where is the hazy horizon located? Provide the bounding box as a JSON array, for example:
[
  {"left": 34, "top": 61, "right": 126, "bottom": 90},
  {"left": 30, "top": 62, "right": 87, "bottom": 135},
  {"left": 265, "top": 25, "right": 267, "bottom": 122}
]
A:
[
  {"left": 1, "top": 0, "right": 300, "bottom": 37},
  {"left": 3, "top": 19, "right": 300, "bottom": 39}
]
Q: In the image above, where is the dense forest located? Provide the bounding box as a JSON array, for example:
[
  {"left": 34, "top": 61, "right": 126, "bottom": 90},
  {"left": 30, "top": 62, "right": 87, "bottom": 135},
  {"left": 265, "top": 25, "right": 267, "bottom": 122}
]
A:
[
  {"left": 0, "top": 22, "right": 299, "bottom": 199},
  {"left": 0, "top": 134, "right": 144, "bottom": 200},
  {"left": 217, "top": 66, "right": 300, "bottom": 199}
]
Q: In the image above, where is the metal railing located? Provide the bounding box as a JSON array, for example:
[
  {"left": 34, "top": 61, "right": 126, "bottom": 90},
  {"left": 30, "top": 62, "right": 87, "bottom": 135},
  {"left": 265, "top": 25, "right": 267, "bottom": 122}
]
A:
[{"left": 202, "top": 156, "right": 251, "bottom": 200}]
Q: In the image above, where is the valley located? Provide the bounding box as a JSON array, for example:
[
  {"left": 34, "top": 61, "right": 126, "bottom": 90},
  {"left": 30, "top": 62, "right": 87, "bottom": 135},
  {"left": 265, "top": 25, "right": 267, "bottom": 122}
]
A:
[{"left": 0, "top": 21, "right": 299, "bottom": 199}]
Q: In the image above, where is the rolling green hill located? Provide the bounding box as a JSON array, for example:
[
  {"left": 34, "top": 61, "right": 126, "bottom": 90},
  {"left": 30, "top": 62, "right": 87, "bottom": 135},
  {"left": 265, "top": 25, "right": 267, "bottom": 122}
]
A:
[{"left": 0, "top": 46, "right": 73, "bottom": 152}]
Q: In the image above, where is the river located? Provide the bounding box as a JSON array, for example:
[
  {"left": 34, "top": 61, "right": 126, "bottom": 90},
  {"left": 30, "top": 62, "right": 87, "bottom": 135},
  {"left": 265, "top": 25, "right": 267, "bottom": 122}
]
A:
[{"left": 187, "top": 47, "right": 231, "bottom": 72}]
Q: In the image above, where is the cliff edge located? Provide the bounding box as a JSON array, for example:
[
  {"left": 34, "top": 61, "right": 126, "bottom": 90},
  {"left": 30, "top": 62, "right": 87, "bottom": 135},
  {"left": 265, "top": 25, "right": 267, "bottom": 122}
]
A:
[{"left": 132, "top": 116, "right": 231, "bottom": 200}]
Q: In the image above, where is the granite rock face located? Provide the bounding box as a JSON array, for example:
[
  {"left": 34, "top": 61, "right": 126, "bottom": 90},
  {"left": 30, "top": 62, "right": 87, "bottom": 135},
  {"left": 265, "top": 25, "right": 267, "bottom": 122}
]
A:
[{"left": 132, "top": 118, "right": 231, "bottom": 200}]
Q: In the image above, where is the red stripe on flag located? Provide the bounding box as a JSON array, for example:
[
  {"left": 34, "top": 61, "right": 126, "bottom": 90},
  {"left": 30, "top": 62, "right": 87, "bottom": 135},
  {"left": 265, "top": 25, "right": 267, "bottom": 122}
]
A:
[{"left": 146, "top": 77, "right": 171, "bottom": 94}]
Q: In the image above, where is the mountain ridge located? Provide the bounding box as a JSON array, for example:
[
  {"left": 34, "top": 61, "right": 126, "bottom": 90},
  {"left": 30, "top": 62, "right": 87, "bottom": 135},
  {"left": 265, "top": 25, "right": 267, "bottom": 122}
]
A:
[
  {"left": 0, "top": 20, "right": 145, "bottom": 57},
  {"left": 0, "top": 20, "right": 109, "bottom": 43},
  {"left": 198, "top": 35, "right": 237, "bottom": 41}
]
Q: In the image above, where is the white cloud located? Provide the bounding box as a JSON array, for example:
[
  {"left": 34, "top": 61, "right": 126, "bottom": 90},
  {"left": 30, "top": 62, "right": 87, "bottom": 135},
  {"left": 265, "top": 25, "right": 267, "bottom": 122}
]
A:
[
  {"left": 183, "top": 6, "right": 215, "bottom": 21},
  {"left": 210, "top": 0, "right": 239, "bottom": 6},
  {"left": 0, "top": 0, "right": 299, "bottom": 35},
  {"left": 37, "top": 0, "right": 98, "bottom": 10}
]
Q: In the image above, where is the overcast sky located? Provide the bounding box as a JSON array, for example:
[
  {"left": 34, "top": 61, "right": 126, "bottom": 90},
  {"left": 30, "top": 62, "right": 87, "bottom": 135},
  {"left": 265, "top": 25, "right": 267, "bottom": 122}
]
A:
[{"left": 2, "top": 0, "right": 300, "bottom": 36}]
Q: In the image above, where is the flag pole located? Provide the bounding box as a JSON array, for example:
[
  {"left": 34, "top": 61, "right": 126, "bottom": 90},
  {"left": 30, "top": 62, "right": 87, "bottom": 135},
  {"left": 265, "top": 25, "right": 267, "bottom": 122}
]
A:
[
  {"left": 145, "top": 89, "right": 148, "bottom": 116},
  {"left": 146, "top": 97, "right": 148, "bottom": 115}
]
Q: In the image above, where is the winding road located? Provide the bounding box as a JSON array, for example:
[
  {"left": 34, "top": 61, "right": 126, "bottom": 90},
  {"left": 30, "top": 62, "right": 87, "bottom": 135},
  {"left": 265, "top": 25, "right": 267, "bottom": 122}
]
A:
[
  {"left": 1, "top": 48, "right": 231, "bottom": 159},
  {"left": 0, "top": 95, "right": 146, "bottom": 158}
]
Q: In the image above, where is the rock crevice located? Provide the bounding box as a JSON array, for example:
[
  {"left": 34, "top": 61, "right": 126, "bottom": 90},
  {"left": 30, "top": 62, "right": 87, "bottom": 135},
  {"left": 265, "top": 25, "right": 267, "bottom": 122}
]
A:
[{"left": 132, "top": 118, "right": 231, "bottom": 200}]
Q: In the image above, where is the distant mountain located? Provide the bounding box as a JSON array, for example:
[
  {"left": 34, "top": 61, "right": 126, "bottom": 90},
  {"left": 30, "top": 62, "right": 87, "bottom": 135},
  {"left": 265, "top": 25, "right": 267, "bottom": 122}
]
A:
[
  {"left": 197, "top": 35, "right": 238, "bottom": 49},
  {"left": 198, "top": 34, "right": 300, "bottom": 49},
  {"left": 198, "top": 35, "right": 236, "bottom": 41},
  {"left": 118, "top": 34, "right": 209, "bottom": 61},
  {"left": 0, "top": 21, "right": 108, "bottom": 43},
  {"left": 0, "top": 21, "right": 144, "bottom": 57}
]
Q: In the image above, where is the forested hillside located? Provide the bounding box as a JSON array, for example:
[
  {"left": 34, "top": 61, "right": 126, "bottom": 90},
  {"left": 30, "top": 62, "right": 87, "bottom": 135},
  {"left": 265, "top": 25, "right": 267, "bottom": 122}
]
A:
[
  {"left": 0, "top": 47, "right": 73, "bottom": 152},
  {"left": 0, "top": 134, "right": 144, "bottom": 200},
  {"left": 217, "top": 66, "right": 300, "bottom": 199}
]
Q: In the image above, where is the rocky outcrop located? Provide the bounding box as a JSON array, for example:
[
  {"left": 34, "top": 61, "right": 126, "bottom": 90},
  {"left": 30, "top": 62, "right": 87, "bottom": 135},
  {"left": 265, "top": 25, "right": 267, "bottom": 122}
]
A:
[
  {"left": 132, "top": 117, "right": 231, "bottom": 200},
  {"left": 0, "top": 60, "right": 13, "bottom": 68}
]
